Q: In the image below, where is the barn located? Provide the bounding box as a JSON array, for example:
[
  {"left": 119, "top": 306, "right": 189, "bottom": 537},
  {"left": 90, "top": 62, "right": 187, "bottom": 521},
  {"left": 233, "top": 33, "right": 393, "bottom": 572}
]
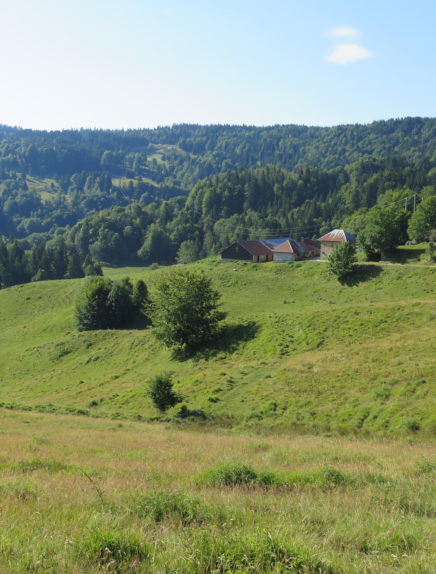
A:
[
  {"left": 220, "top": 240, "right": 274, "bottom": 262},
  {"left": 318, "top": 229, "right": 356, "bottom": 258}
]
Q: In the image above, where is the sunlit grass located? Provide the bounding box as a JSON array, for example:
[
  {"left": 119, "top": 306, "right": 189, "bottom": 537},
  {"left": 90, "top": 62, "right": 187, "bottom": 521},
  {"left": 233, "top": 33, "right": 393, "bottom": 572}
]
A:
[
  {"left": 0, "top": 410, "right": 434, "bottom": 572},
  {"left": 0, "top": 260, "right": 435, "bottom": 435}
]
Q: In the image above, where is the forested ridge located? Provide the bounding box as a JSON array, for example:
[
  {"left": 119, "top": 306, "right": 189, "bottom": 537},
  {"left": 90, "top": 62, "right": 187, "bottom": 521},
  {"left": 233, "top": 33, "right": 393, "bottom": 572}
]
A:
[{"left": 0, "top": 118, "right": 435, "bottom": 274}]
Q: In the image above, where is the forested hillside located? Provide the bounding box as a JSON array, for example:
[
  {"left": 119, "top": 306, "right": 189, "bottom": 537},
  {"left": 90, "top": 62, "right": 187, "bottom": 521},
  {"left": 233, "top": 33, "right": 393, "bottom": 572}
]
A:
[{"left": 0, "top": 118, "right": 435, "bottom": 270}]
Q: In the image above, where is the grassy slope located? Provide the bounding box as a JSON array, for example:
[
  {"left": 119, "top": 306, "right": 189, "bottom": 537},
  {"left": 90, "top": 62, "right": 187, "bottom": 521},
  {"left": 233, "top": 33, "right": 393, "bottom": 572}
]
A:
[
  {"left": 0, "top": 410, "right": 435, "bottom": 573},
  {"left": 0, "top": 260, "right": 435, "bottom": 435}
]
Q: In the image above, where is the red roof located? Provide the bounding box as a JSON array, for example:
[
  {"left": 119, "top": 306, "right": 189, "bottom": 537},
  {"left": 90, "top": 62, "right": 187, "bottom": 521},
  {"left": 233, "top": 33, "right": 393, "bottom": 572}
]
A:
[
  {"left": 318, "top": 229, "right": 356, "bottom": 242},
  {"left": 272, "top": 239, "right": 303, "bottom": 255},
  {"left": 239, "top": 240, "right": 273, "bottom": 257}
]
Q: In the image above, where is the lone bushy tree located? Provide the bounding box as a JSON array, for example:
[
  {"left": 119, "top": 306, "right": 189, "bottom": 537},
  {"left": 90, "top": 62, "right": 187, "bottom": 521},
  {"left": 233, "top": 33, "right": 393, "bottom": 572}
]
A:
[
  {"left": 327, "top": 242, "right": 357, "bottom": 280},
  {"left": 151, "top": 269, "right": 224, "bottom": 351},
  {"left": 149, "top": 372, "right": 180, "bottom": 412}
]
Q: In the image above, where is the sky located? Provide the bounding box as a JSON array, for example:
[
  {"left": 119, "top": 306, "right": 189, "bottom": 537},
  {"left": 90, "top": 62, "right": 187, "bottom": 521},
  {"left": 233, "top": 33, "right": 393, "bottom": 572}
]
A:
[{"left": 0, "top": 0, "right": 435, "bottom": 130}]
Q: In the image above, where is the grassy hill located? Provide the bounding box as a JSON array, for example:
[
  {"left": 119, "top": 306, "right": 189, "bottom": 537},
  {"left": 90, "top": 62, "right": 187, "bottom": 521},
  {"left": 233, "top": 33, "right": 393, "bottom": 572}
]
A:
[{"left": 0, "top": 260, "right": 435, "bottom": 435}]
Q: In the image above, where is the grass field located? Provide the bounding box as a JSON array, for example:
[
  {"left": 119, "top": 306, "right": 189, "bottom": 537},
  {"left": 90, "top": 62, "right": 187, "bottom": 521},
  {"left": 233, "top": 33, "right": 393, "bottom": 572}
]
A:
[
  {"left": 0, "top": 409, "right": 434, "bottom": 573},
  {"left": 0, "top": 259, "right": 435, "bottom": 435}
]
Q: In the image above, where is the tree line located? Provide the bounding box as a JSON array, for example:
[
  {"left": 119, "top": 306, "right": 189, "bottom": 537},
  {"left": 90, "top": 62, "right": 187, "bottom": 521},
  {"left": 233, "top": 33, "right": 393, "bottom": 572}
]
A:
[
  {"left": 1, "top": 156, "right": 435, "bottom": 276},
  {"left": 0, "top": 236, "right": 101, "bottom": 288}
]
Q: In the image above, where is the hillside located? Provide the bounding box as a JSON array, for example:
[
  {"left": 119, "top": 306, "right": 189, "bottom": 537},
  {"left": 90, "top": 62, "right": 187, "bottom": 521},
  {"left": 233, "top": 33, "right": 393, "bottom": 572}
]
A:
[
  {"left": 0, "top": 260, "right": 435, "bottom": 435},
  {"left": 1, "top": 118, "right": 435, "bottom": 244}
]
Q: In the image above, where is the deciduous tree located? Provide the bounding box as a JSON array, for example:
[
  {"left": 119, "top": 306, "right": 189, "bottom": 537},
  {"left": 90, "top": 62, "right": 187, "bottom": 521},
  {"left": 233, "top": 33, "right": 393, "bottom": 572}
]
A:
[{"left": 151, "top": 269, "right": 224, "bottom": 351}]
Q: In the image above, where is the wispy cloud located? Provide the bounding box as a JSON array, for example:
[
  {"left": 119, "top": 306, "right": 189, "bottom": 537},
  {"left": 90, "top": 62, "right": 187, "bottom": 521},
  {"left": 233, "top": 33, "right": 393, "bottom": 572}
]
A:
[
  {"left": 329, "top": 26, "right": 360, "bottom": 38},
  {"left": 326, "top": 43, "right": 373, "bottom": 65}
]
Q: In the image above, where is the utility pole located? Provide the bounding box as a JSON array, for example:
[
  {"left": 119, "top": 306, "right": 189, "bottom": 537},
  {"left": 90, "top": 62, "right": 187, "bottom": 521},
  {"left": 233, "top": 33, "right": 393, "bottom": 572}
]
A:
[{"left": 413, "top": 194, "right": 416, "bottom": 213}]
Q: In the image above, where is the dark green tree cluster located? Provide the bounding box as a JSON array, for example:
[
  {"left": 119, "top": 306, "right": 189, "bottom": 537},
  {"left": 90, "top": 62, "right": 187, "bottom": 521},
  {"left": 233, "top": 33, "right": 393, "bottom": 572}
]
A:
[
  {"left": 75, "top": 269, "right": 223, "bottom": 355},
  {"left": 0, "top": 236, "right": 100, "bottom": 289},
  {"left": 357, "top": 205, "right": 409, "bottom": 260},
  {"left": 75, "top": 277, "right": 149, "bottom": 331}
]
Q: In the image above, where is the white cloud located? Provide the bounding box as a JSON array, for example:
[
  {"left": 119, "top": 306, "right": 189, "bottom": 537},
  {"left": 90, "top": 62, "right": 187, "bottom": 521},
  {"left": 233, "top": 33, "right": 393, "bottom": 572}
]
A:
[
  {"left": 329, "top": 26, "right": 360, "bottom": 38},
  {"left": 326, "top": 43, "right": 373, "bottom": 64}
]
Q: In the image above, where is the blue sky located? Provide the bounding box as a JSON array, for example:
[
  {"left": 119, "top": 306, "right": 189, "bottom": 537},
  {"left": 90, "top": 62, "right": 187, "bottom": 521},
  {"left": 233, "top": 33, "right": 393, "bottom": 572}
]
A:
[{"left": 0, "top": 0, "right": 435, "bottom": 130}]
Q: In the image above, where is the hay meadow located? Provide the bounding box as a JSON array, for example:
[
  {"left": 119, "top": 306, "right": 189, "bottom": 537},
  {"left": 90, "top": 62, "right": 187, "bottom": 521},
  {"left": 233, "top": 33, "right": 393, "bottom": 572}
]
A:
[{"left": 0, "top": 409, "right": 435, "bottom": 573}]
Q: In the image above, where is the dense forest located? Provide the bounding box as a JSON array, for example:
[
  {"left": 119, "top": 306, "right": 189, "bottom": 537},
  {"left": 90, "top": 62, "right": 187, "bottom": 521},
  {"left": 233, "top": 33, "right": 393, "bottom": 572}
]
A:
[{"left": 0, "top": 118, "right": 435, "bottom": 275}]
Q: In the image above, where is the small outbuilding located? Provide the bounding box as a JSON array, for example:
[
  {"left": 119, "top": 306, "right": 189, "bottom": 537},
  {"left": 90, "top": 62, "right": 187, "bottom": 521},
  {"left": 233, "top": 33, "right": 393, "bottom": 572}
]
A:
[
  {"left": 272, "top": 239, "right": 304, "bottom": 262},
  {"left": 318, "top": 229, "right": 356, "bottom": 258}
]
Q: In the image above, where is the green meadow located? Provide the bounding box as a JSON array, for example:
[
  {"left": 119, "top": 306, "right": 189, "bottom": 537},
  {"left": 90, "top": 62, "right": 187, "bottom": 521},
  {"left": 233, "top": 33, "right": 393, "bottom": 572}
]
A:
[
  {"left": 0, "top": 259, "right": 434, "bottom": 435},
  {"left": 0, "top": 410, "right": 434, "bottom": 573},
  {"left": 0, "top": 259, "right": 435, "bottom": 572}
]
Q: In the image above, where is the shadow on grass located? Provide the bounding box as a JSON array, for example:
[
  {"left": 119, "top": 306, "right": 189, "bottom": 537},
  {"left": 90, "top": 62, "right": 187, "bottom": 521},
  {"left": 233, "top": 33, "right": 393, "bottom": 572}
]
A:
[
  {"left": 172, "top": 321, "right": 260, "bottom": 362},
  {"left": 119, "top": 313, "right": 151, "bottom": 330},
  {"left": 340, "top": 264, "right": 382, "bottom": 286},
  {"left": 390, "top": 247, "right": 426, "bottom": 264}
]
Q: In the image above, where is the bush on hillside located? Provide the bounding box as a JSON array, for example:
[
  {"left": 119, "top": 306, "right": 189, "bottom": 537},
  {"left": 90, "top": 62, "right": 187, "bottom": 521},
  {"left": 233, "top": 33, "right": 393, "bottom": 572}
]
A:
[
  {"left": 327, "top": 242, "right": 357, "bottom": 280},
  {"left": 134, "top": 490, "right": 207, "bottom": 524},
  {"left": 148, "top": 372, "right": 181, "bottom": 412}
]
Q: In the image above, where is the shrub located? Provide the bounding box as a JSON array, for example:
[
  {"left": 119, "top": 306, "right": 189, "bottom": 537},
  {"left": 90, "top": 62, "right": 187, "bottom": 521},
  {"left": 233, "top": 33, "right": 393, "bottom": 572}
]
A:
[
  {"left": 201, "top": 462, "right": 282, "bottom": 488},
  {"left": 284, "top": 468, "right": 352, "bottom": 489},
  {"left": 134, "top": 490, "right": 207, "bottom": 524},
  {"left": 185, "top": 530, "right": 338, "bottom": 574},
  {"left": 148, "top": 372, "right": 181, "bottom": 412},
  {"left": 205, "top": 462, "right": 258, "bottom": 486},
  {"left": 77, "top": 529, "right": 149, "bottom": 572},
  {"left": 327, "top": 242, "right": 357, "bottom": 280}
]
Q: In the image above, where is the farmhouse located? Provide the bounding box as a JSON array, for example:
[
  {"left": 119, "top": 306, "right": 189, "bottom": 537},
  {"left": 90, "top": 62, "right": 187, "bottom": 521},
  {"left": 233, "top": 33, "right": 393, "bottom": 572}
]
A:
[
  {"left": 221, "top": 237, "right": 321, "bottom": 262},
  {"left": 318, "top": 229, "right": 356, "bottom": 258}
]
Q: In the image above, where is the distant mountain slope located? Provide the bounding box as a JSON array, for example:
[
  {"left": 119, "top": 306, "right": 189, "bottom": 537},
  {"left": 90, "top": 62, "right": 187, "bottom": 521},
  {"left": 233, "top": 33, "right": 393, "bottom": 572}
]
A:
[{"left": 1, "top": 118, "right": 435, "bottom": 184}]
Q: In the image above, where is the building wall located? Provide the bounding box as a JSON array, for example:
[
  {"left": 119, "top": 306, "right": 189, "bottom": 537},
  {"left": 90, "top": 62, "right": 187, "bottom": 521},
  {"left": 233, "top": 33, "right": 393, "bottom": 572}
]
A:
[
  {"left": 221, "top": 243, "right": 252, "bottom": 261},
  {"left": 320, "top": 241, "right": 338, "bottom": 258},
  {"left": 273, "top": 252, "right": 296, "bottom": 262}
]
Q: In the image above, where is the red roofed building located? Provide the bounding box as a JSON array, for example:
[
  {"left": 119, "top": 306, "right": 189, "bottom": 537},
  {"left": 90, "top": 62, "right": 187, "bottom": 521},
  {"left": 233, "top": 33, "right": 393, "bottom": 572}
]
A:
[
  {"left": 272, "top": 239, "right": 304, "bottom": 262},
  {"left": 318, "top": 229, "right": 356, "bottom": 258},
  {"left": 220, "top": 240, "right": 274, "bottom": 262}
]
